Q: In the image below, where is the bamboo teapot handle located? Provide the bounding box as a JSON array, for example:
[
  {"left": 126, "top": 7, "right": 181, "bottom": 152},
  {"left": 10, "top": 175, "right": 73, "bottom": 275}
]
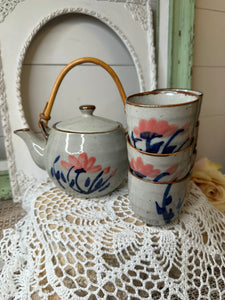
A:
[{"left": 38, "top": 57, "right": 126, "bottom": 138}]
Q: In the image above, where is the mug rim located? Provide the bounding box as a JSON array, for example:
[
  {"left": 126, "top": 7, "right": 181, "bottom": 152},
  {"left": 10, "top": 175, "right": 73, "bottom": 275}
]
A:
[
  {"left": 127, "top": 135, "right": 195, "bottom": 157},
  {"left": 126, "top": 89, "right": 200, "bottom": 108},
  {"left": 128, "top": 166, "right": 191, "bottom": 185},
  {"left": 153, "top": 88, "right": 203, "bottom": 97}
]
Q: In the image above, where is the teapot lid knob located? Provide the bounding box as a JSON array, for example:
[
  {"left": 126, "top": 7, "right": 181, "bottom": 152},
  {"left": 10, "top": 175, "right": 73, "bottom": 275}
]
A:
[{"left": 79, "top": 105, "right": 96, "bottom": 116}]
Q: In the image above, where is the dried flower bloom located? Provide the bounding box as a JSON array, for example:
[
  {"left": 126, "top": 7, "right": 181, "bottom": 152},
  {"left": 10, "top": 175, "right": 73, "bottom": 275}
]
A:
[{"left": 191, "top": 158, "right": 225, "bottom": 212}]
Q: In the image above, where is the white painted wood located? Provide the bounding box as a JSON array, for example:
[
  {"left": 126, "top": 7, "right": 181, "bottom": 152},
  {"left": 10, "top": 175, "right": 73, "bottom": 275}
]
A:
[
  {"left": 0, "top": 0, "right": 156, "bottom": 201},
  {"left": 192, "top": 66, "right": 225, "bottom": 117},
  {"left": 0, "top": 121, "right": 3, "bottom": 136},
  {"left": 197, "top": 115, "right": 225, "bottom": 172},
  {"left": 0, "top": 118, "right": 6, "bottom": 160},
  {"left": 194, "top": 8, "right": 225, "bottom": 67},
  {"left": 196, "top": 0, "right": 225, "bottom": 12},
  {"left": 157, "top": 0, "right": 169, "bottom": 88},
  {"left": 23, "top": 14, "right": 133, "bottom": 66},
  {"left": 21, "top": 65, "right": 139, "bottom": 131},
  {"left": 0, "top": 160, "right": 8, "bottom": 171}
]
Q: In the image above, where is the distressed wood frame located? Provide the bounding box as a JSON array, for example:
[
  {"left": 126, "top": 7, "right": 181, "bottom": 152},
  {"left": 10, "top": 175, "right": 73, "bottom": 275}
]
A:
[{"left": 167, "top": 0, "right": 196, "bottom": 89}]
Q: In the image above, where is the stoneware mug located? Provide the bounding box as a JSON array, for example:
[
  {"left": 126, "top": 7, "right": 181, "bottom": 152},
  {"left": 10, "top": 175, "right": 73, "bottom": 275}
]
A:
[
  {"left": 153, "top": 88, "right": 203, "bottom": 121},
  {"left": 126, "top": 89, "right": 200, "bottom": 154},
  {"left": 127, "top": 135, "right": 196, "bottom": 182},
  {"left": 128, "top": 167, "right": 191, "bottom": 226}
]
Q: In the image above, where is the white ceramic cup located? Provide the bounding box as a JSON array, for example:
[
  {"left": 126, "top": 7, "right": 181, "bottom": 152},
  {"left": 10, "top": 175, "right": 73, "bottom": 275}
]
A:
[
  {"left": 128, "top": 168, "right": 191, "bottom": 226},
  {"left": 126, "top": 89, "right": 200, "bottom": 154},
  {"left": 127, "top": 135, "right": 195, "bottom": 182}
]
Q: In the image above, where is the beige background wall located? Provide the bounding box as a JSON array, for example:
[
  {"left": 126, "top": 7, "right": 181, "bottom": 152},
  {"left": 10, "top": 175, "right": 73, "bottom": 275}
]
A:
[{"left": 192, "top": 0, "right": 225, "bottom": 171}]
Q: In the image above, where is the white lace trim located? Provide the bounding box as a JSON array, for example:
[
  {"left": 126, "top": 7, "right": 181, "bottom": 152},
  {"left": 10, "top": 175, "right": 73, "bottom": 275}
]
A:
[
  {"left": 0, "top": 0, "right": 25, "bottom": 23},
  {"left": 1, "top": 181, "right": 225, "bottom": 299}
]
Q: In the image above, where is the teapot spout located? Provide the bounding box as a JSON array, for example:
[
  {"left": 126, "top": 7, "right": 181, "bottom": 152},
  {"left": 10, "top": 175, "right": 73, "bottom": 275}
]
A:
[{"left": 14, "top": 128, "right": 46, "bottom": 170}]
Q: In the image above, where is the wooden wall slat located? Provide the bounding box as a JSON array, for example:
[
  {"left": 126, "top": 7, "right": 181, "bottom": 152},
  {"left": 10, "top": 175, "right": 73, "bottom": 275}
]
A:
[
  {"left": 192, "top": 66, "right": 225, "bottom": 116},
  {"left": 194, "top": 8, "right": 225, "bottom": 67},
  {"left": 196, "top": 0, "right": 225, "bottom": 11},
  {"left": 193, "top": 1, "right": 225, "bottom": 171}
]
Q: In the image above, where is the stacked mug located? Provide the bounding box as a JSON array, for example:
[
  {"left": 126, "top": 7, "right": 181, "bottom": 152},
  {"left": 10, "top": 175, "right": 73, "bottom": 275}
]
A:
[{"left": 126, "top": 89, "right": 202, "bottom": 226}]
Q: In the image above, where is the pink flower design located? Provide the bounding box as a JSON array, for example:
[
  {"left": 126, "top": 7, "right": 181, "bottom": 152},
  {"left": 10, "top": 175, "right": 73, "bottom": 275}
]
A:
[
  {"left": 110, "top": 168, "right": 118, "bottom": 177},
  {"left": 133, "top": 118, "right": 178, "bottom": 139},
  {"left": 103, "top": 166, "right": 110, "bottom": 174},
  {"left": 165, "top": 164, "right": 185, "bottom": 182},
  {"left": 61, "top": 152, "right": 102, "bottom": 173},
  {"left": 130, "top": 157, "right": 160, "bottom": 178},
  {"left": 165, "top": 164, "right": 178, "bottom": 175},
  {"left": 180, "top": 121, "right": 191, "bottom": 135}
]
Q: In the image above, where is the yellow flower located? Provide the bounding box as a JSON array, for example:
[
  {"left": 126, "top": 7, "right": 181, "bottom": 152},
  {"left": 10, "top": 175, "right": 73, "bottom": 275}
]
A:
[{"left": 191, "top": 158, "right": 225, "bottom": 212}]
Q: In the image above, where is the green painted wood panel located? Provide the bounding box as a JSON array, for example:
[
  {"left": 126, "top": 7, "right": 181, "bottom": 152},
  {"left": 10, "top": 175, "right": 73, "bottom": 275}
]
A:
[
  {"left": 168, "top": 0, "right": 196, "bottom": 89},
  {"left": 0, "top": 170, "right": 12, "bottom": 201}
]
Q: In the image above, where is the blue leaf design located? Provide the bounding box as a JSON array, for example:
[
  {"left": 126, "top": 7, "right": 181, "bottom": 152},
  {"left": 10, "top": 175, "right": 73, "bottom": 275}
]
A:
[
  {"left": 155, "top": 202, "right": 164, "bottom": 214},
  {"left": 85, "top": 177, "right": 91, "bottom": 187},
  {"left": 132, "top": 170, "right": 146, "bottom": 179},
  {"left": 148, "top": 141, "right": 164, "bottom": 153},
  {"left": 155, "top": 184, "right": 175, "bottom": 223},
  {"left": 165, "top": 195, "right": 172, "bottom": 206},
  {"left": 162, "top": 144, "right": 177, "bottom": 154},
  {"left": 164, "top": 209, "right": 174, "bottom": 223},
  {"left": 162, "top": 128, "right": 184, "bottom": 154},
  {"left": 176, "top": 137, "right": 190, "bottom": 152},
  {"left": 55, "top": 171, "right": 60, "bottom": 180},
  {"left": 153, "top": 172, "right": 170, "bottom": 182},
  {"left": 99, "top": 183, "right": 110, "bottom": 192},
  {"left": 61, "top": 172, "right": 67, "bottom": 183},
  {"left": 69, "top": 179, "right": 75, "bottom": 188},
  {"left": 75, "top": 168, "right": 85, "bottom": 174},
  {"left": 95, "top": 178, "right": 103, "bottom": 189},
  {"left": 131, "top": 131, "right": 142, "bottom": 148},
  {"left": 140, "top": 131, "right": 152, "bottom": 139},
  {"left": 51, "top": 167, "right": 55, "bottom": 177},
  {"left": 54, "top": 155, "right": 60, "bottom": 164}
]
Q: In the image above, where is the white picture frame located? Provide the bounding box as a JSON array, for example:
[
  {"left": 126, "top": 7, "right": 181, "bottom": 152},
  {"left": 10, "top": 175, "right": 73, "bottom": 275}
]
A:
[{"left": 0, "top": 0, "right": 156, "bottom": 202}]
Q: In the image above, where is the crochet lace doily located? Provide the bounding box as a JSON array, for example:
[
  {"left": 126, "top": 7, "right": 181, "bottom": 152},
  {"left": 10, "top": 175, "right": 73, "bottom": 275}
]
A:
[{"left": 0, "top": 181, "right": 225, "bottom": 300}]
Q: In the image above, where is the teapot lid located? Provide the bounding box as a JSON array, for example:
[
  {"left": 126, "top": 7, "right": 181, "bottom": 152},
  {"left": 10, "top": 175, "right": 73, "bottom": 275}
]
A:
[{"left": 55, "top": 105, "right": 121, "bottom": 133}]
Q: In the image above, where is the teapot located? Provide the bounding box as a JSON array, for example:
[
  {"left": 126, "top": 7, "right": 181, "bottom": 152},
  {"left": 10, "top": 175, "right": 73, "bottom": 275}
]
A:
[{"left": 14, "top": 57, "right": 128, "bottom": 198}]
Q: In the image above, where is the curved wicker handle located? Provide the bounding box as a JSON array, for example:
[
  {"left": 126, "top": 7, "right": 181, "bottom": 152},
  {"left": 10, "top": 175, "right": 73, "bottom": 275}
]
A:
[{"left": 38, "top": 57, "right": 126, "bottom": 136}]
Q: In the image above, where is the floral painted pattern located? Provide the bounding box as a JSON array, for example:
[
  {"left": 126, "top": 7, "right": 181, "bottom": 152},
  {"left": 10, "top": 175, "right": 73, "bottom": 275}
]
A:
[
  {"left": 131, "top": 118, "right": 191, "bottom": 154},
  {"left": 130, "top": 157, "right": 185, "bottom": 182},
  {"left": 51, "top": 152, "right": 117, "bottom": 195},
  {"left": 61, "top": 153, "right": 102, "bottom": 174},
  {"left": 130, "top": 157, "right": 160, "bottom": 179},
  {"left": 155, "top": 184, "right": 186, "bottom": 223}
]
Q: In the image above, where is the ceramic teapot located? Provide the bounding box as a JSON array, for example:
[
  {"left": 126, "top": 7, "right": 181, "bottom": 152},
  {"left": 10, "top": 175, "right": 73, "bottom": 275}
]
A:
[{"left": 15, "top": 57, "right": 128, "bottom": 198}]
